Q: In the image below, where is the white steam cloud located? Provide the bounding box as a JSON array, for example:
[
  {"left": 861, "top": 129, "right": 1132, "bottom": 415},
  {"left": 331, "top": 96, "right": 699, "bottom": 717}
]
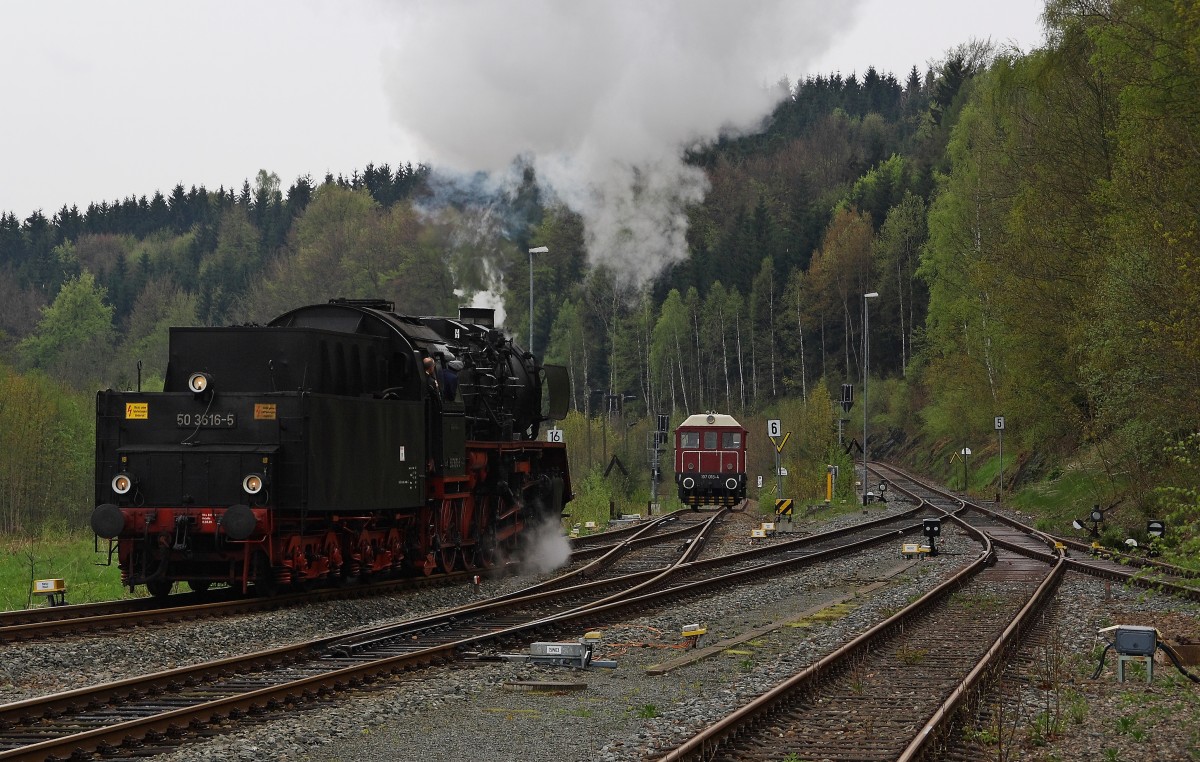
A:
[
  {"left": 521, "top": 518, "right": 573, "bottom": 575},
  {"left": 382, "top": 0, "right": 859, "bottom": 285}
]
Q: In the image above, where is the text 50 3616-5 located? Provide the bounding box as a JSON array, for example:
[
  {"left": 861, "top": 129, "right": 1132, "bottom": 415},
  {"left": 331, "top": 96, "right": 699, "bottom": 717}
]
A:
[{"left": 176, "top": 412, "right": 236, "bottom": 428}]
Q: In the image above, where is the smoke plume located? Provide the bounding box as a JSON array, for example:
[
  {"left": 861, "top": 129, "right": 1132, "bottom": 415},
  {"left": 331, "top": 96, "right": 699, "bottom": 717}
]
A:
[{"left": 382, "top": 0, "right": 858, "bottom": 285}]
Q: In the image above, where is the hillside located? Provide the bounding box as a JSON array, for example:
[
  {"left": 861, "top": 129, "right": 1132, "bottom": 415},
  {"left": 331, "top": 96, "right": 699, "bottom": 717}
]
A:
[{"left": 0, "top": 0, "right": 1196, "bottom": 565}]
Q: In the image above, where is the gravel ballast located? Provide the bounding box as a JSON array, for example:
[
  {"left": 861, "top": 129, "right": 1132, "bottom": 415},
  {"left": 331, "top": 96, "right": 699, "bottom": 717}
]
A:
[{"left": 3, "top": 503, "right": 1198, "bottom": 761}]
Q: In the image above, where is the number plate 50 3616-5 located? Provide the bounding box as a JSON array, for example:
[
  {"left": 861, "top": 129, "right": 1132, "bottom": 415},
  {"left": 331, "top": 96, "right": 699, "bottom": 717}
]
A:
[{"left": 176, "top": 412, "right": 236, "bottom": 428}]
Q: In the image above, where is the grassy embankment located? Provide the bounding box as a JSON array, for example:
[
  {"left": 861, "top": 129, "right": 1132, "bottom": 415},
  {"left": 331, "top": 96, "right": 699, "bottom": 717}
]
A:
[{"left": 1, "top": 532, "right": 133, "bottom": 611}]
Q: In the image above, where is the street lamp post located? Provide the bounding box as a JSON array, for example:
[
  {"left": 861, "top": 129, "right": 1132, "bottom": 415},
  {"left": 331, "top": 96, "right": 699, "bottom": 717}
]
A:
[
  {"left": 528, "top": 246, "right": 548, "bottom": 356},
  {"left": 862, "top": 291, "right": 879, "bottom": 507}
]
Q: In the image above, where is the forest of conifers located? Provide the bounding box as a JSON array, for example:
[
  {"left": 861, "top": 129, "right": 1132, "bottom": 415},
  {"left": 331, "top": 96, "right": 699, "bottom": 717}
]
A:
[{"left": 0, "top": 0, "right": 1196, "bottom": 559}]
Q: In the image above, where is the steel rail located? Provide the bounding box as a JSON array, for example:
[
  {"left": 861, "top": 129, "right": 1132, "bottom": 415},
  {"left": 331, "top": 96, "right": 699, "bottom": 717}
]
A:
[
  {"left": 0, "top": 501, "right": 922, "bottom": 761},
  {"left": 659, "top": 465, "right": 1066, "bottom": 762},
  {"left": 875, "top": 461, "right": 1200, "bottom": 600}
]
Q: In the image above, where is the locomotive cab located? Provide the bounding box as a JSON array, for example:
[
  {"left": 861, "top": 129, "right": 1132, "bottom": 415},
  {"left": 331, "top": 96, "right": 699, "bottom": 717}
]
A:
[{"left": 674, "top": 412, "right": 748, "bottom": 508}]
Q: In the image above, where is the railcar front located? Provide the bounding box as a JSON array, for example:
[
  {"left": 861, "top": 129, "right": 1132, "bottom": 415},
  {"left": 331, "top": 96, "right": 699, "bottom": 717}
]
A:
[{"left": 674, "top": 412, "right": 748, "bottom": 508}]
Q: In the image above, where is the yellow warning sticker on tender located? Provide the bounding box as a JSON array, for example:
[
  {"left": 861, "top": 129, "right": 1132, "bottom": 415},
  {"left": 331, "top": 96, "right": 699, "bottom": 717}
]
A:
[
  {"left": 254, "top": 403, "right": 277, "bottom": 420},
  {"left": 125, "top": 402, "right": 148, "bottom": 419}
]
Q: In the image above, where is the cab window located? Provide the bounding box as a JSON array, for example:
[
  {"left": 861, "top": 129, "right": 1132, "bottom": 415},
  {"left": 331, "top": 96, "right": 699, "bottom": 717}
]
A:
[
  {"left": 681, "top": 432, "right": 700, "bottom": 449},
  {"left": 722, "top": 432, "right": 742, "bottom": 449},
  {"left": 704, "top": 432, "right": 718, "bottom": 449}
]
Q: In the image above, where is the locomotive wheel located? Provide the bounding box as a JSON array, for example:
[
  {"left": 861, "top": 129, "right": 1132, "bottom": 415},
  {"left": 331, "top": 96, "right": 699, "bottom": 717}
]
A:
[
  {"left": 459, "top": 500, "right": 478, "bottom": 571},
  {"left": 146, "top": 578, "right": 173, "bottom": 598},
  {"left": 467, "top": 496, "right": 497, "bottom": 569},
  {"left": 436, "top": 499, "right": 461, "bottom": 574}
]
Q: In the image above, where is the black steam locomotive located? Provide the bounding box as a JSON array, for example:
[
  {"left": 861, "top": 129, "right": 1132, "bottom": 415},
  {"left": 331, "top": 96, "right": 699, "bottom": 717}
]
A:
[{"left": 90, "top": 298, "right": 572, "bottom": 596}]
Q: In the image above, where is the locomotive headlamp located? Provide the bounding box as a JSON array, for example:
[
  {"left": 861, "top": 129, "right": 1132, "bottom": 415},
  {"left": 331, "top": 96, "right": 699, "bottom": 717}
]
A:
[
  {"left": 111, "top": 473, "right": 133, "bottom": 495},
  {"left": 242, "top": 473, "right": 265, "bottom": 495},
  {"left": 187, "top": 372, "right": 213, "bottom": 397}
]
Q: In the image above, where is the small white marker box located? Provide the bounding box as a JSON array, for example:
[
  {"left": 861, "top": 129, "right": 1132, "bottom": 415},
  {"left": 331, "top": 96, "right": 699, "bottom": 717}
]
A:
[{"left": 33, "top": 579, "right": 65, "bottom": 594}]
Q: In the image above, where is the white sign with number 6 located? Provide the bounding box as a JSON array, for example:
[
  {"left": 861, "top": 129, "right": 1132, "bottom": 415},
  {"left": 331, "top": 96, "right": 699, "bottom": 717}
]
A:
[{"left": 768, "top": 419, "right": 781, "bottom": 438}]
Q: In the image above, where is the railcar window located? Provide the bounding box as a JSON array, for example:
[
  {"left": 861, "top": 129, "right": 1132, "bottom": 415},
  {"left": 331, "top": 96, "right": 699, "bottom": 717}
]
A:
[
  {"left": 722, "top": 432, "right": 742, "bottom": 449},
  {"left": 681, "top": 432, "right": 699, "bottom": 449},
  {"left": 704, "top": 432, "right": 718, "bottom": 449}
]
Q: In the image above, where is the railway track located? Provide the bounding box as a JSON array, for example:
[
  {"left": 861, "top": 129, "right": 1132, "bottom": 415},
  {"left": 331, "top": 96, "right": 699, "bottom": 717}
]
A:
[
  {"left": 0, "top": 569, "right": 503, "bottom": 644},
  {"left": 1, "top": 513, "right": 700, "bottom": 644},
  {"left": 660, "top": 465, "right": 1066, "bottom": 761},
  {"left": 0, "top": 509, "right": 731, "bottom": 759},
  {"left": 659, "top": 462, "right": 1200, "bottom": 761},
  {"left": 875, "top": 462, "right": 1200, "bottom": 600},
  {"left": 0, "top": 497, "right": 945, "bottom": 761}
]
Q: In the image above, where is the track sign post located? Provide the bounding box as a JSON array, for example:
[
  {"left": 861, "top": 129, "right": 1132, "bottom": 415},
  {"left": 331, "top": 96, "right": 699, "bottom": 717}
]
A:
[
  {"left": 960, "top": 447, "right": 972, "bottom": 492},
  {"left": 546, "top": 428, "right": 563, "bottom": 443},
  {"left": 995, "top": 415, "right": 1005, "bottom": 503},
  {"left": 768, "top": 420, "right": 782, "bottom": 499}
]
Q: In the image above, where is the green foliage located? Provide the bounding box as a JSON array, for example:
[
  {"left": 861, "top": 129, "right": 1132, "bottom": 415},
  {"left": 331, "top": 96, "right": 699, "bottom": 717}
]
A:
[
  {"left": 561, "top": 470, "right": 618, "bottom": 529},
  {"left": 1155, "top": 433, "right": 1200, "bottom": 565},
  {"left": 113, "top": 277, "right": 198, "bottom": 388},
  {"left": 0, "top": 365, "right": 94, "bottom": 534},
  {"left": 18, "top": 272, "right": 115, "bottom": 388},
  {"left": 0, "top": 7, "right": 1196, "bottom": 543},
  {"left": 634, "top": 704, "right": 659, "bottom": 719},
  {"left": 0, "top": 532, "right": 129, "bottom": 611}
]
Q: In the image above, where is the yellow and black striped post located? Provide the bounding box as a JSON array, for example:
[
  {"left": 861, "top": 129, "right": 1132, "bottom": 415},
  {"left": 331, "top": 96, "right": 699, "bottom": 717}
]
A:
[{"left": 774, "top": 498, "right": 793, "bottom": 519}]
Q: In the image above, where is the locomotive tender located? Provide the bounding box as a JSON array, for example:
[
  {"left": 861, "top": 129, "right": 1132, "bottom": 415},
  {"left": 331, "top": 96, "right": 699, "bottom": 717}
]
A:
[
  {"left": 674, "top": 412, "right": 748, "bottom": 507},
  {"left": 90, "top": 298, "right": 572, "bottom": 596}
]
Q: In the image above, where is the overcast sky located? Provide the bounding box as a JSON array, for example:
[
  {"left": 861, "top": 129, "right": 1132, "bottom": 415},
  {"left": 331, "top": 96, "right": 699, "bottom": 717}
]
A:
[{"left": 0, "top": 0, "right": 1046, "bottom": 220}]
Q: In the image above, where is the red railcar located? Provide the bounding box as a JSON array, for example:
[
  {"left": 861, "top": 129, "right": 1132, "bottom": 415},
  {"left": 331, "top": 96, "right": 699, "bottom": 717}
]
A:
[{"left": 674, "top": 412, "right": 748, "bottom": 507}]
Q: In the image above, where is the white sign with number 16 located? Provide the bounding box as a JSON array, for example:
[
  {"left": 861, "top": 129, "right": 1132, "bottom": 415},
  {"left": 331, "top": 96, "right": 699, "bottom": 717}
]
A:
[{"left": 547, "top": 429, "right": 563, "bottom": 443}]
